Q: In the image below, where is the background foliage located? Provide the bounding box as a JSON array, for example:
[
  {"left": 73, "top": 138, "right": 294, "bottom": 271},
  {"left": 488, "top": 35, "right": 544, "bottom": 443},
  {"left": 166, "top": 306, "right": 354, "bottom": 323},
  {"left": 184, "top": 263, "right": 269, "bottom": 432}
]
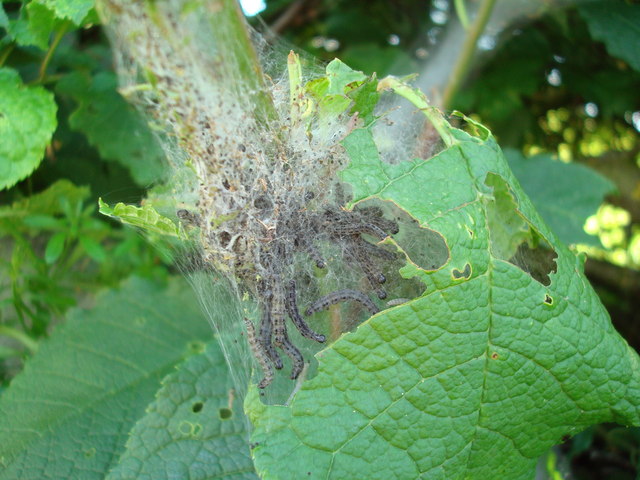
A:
[{"left": 1, "top": 0, "right": 639, "bottom": 478}]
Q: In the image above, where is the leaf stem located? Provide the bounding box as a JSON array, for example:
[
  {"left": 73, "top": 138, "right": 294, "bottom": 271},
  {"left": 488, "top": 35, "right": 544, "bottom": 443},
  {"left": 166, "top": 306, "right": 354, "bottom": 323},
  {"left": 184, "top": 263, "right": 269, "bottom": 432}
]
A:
[
  {"left": 0, "top": 325, "right": 39, "bottom": 354},
  {"left": 0, "top": 44, "right": 15, "bottom": 67},
  {"left": 38, "top": 24, "right": 69, "bottom": 83},
  {"left": 454, "top": 0, "right": 470, "bottom": 29},
  {"left": 441, "top": 0, "right": 497, "bottom": 109},
  {"left": 378, "top": 76, "right": 455, "bottom": 148}
]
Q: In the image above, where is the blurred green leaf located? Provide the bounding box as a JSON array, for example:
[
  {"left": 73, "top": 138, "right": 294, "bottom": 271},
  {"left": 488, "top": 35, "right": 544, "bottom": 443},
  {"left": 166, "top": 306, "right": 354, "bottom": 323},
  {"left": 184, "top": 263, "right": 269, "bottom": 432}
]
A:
[
  {"left": 0, "top": 180, "right": 89, "bottom": 222},
  {"left": 56, "top": 71, "right": 167, "bottom": 186},
  {"left": 21, "top": 214, "right": 64, "bottom": 230},
  {"left": 342, "top": 44, "right": 416, "bottom": 77},
  {"left": 568, "top": 427, "right": 595, "bottom": 458},
  {"left": 44, "top": 231, "right": 66, "bottom": 263},
  {"left": 0, "top": 276, "right": 212, "bottom": 480},
  {"left": 505, "top": 149, "right": 616, "bottom": 246},
  {"left": 4, "top": 2, "right": 59, "bottom": 50},
  {"left": 0, "top": 5, "right": 8, "bottom": 29},
  {"left": 0, "top": 68, "right": 57, "bottom": 190},
  {"left": 580, "top": 0, "right": 640, "bottom": 72},
  {"left": 79, "top": 235, "right": 106, "bottom": 263},
  {"left": 107, "top": 341, "right": 257, "bottom": 480},
  {"left": 0, "top": 345, "right": 22, "bottom": 360}
]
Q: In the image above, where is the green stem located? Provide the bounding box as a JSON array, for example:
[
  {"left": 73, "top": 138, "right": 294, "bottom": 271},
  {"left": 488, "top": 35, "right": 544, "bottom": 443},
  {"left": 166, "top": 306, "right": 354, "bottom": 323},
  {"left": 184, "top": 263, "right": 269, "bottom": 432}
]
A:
[
  {"left": 454, "top": 0, "right": 470, "bottom": 29},
  {"left": 0, "top": 325, "right": 39, "bottom": 354},
  {"left": 441, "top": 0, "right": 497, "bottom": 109},
  {"left": 379, "top": 76, "right": 455, "bottom": 148},
  {"left": 0, "top": 44, "right": 15, "bottom": 67},
  {"left": 38, "top": 24, "right": 69, "bottom": 83}
]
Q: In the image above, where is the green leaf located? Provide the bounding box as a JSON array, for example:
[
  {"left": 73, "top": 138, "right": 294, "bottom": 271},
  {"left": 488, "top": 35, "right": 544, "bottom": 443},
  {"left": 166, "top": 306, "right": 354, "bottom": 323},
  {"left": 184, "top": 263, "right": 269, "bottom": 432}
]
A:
[
  {"left": 34, "top": 0, "right": 95, "bottom": 26},
  {"left": 247, "top": 86, "right": 640, "bottom": 479},
  {"left": 505, "top": 149, "right": 616, "bottom": 246},
  {"left": 326, "top": 58, "right": 367, "bottom": 95},
  {"left": 0, "top": 5, "right": 9, "bottom": 29},
  {"left": 79, "top": 235, "right": 107, "bottom": 263},
  {"left": 348, "top": 74, "right": 380, "bottom": 126},
  {"left": 341, "top": 43, "right": 417, "bottom": 77},
  {"left": 580, "top": 0, "right": 640, "bottom": 72},
  {"left": 107, "top": 341, "right": 257, "bottom": 480},
  {"left": 44, "top": 231, "right": 66, "bottom": 264},
  {"left": 0, "top": 345, "right": 22, "bottom": 360},
  {"left": 0, "top": 68, "right": 57, "bottom": 190},
  {"left": 0, "top": 180, "right": 89, "bottom": 221},
  {"left": 21, "top": 214, "right": 65, "bottom": 229},
  {"left": 98, "top": 199, "right": 180, "bottom": 237},
  {"left": 0, "top": 276, "right": 213, "bottom": 479},
  {"left": 4, "top": 2, "right": 59, "bottom": 50},
  {"left": 56, "top": 71, "right": 167, "bottom": 186}
]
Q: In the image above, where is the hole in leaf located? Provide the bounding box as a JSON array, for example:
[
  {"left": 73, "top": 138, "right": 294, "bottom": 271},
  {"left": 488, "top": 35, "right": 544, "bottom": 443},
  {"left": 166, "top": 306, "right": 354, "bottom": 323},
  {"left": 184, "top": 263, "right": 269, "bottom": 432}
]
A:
[
  {"left": 192, "top": 401, "right": 204, "bottom": 413},
  {"left": 508, "top": 242, "right": 557, "bottom": 286},
  {"left": 452, "top": 263, "right": 472, "bottom": 280},
  {"left": 218, "top": 407, "right": 232, "bottom": 420},
  {"left": 374, "top": 200, "right": 448, "bottom": 271},
  {"left": 485, "top": 173, "right": 558, "bottom": 286},
  {"left": 452, "top": 111, "right": 491, "bottom": 140},
  {"left": 544, "top": 294, "right": 553, "bottom": 306}
]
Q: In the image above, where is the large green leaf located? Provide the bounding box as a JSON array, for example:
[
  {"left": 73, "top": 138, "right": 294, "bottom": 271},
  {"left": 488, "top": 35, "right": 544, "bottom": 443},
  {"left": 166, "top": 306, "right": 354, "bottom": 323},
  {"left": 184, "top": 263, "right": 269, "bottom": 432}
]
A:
[
  {"left": 247, "top": 85, "right": 640, "bottom": 479},
  {"left": 107, "top": 340, "right": 257, "bottom": 480},
  {"left": 580, "top": 0, "right": 640, "bottom": 72},
  {"left": 0, "top": 68, "right": 57, "bottom": 190},
  {"left": 0, "top": 276, "right": 212, "bottom": 479},
  {"left": 505, "top": 149, "right": 616, "bottom": 247},
  {"left": 56, "top": 71, "right": 167, "bottom": 186}
]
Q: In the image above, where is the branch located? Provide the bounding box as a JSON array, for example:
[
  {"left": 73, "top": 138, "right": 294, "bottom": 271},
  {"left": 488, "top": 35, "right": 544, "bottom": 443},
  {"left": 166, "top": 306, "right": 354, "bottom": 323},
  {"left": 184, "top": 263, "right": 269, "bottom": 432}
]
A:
[{"left": 441, "top": 0, "right": 497, "bottom": 109}]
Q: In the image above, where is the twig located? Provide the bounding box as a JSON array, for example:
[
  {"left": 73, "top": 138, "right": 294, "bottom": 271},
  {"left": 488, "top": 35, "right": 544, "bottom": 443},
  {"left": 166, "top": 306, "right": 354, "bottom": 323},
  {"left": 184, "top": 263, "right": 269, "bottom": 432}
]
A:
[
  {"left": 0, "top": 44, "right": 15, "bottom": 67},
  {"left": 38, "top": 25, "right": 69, "bottom": 83},
  {"left": 441, "top": 0, "right": 497, "bottom": 109},
  {"left": 270, "top": 0, "right": 306, "bottom": 34}
]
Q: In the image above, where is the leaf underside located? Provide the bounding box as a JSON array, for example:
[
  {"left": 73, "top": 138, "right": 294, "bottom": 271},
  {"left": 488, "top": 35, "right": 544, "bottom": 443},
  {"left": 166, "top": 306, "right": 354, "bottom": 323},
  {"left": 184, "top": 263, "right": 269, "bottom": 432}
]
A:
[
  {"left": 0, "top": 277, "right": 213, "bottom": 479},
  {"left": 106, "top": 341, "right": 257, "bottom": 480}
]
